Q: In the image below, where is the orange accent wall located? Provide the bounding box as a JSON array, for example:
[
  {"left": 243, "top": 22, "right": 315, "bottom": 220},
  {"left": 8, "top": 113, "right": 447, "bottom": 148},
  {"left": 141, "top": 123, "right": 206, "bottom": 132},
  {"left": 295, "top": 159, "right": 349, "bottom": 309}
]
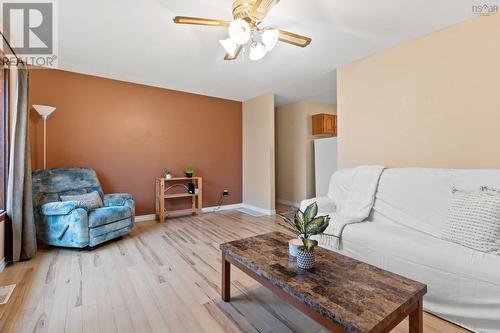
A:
[{"left": 29, "top": 68, "right": 242, "bottom": 215}]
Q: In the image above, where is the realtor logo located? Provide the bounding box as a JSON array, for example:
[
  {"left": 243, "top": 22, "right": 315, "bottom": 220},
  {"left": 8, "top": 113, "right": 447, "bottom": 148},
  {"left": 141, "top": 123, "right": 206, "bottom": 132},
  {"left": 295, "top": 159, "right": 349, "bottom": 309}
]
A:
[
  {"left": 1, "top": 0, "right": 57, "bottom": 67},
  {"left": 472, "top": 4, "right": 498, "bottom": 16}
]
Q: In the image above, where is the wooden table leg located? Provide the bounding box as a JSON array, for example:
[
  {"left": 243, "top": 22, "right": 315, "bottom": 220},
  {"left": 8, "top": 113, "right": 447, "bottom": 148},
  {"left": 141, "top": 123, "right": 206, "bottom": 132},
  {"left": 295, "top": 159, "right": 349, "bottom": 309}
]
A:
[
  {"left": 409, "top": 298, "right": 423, "bottom": 333},
  {"left": 222, "top": 253, "right": 231, "bottom": 302}
]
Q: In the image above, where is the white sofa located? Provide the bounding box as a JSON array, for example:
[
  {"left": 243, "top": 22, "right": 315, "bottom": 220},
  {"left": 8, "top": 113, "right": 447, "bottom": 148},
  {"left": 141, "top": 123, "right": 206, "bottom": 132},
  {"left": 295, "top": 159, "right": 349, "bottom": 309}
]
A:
[{"left": 301, "top": 168, "right": 500, "bottom": 333}]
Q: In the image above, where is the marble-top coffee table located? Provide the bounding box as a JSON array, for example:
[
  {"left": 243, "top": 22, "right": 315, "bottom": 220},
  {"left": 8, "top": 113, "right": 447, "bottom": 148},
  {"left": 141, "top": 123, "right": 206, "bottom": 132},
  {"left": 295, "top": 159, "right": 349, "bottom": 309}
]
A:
[{"left": 220, "top": 232, "right": 427, "bottom": 333}]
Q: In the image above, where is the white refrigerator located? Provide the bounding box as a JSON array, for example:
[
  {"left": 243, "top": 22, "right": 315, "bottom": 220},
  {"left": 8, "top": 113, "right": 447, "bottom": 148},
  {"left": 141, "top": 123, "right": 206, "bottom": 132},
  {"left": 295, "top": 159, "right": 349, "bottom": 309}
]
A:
[{"left": 314, "top": 137, "right": 337, "bottom": 197}]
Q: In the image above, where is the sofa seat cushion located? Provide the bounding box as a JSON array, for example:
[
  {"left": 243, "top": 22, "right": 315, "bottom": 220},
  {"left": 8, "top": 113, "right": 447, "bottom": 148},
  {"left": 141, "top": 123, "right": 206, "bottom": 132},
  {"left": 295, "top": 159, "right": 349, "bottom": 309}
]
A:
[
  {"left": 319, "top": 215, "right": 500, "bottom": 333},
  {"left": 88, "top": 206, "right": 132, "bottom": 228}
]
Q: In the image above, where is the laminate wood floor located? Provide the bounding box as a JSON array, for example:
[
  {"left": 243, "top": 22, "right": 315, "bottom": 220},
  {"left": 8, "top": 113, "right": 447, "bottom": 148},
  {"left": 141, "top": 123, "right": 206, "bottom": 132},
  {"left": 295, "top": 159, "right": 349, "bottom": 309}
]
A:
[{"left": 0, "top": 211, "right": 470, "bottom": 333}]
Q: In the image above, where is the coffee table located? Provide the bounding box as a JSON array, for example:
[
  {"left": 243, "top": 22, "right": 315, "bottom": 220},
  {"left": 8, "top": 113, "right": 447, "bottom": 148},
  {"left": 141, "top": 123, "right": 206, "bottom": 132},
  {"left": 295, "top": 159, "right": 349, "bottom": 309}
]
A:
[{"left": 220, "top": 232, "right": 427, "bottom": 333}]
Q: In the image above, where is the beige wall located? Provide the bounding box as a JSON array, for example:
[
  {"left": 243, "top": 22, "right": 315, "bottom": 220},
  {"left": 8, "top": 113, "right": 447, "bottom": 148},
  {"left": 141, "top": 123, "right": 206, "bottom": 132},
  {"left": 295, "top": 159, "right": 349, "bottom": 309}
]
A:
[
  {"left": 243, "top": 93, "right": 275, "bottom": 213},
  {"left": 338, "top": 14, "right": 500, "bottom": 169},
  {"left": 276, "top": 101, "right": 336, "bottom": 205}
]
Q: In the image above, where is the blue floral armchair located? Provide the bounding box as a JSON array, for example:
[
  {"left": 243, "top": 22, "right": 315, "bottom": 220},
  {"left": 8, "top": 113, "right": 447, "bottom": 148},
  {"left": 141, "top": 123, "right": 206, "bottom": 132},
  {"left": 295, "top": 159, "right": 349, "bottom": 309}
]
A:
[{"left": 32, "top": 167, "right": 134, "bottom": 248}]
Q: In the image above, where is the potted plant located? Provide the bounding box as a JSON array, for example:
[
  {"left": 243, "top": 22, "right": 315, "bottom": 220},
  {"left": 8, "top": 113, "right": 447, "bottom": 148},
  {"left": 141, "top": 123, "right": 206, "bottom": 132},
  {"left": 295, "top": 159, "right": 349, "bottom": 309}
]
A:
[
  {"left": 280, "top": 202, "right": 330, "bottom": 270},
  {"left": 164, "top": 171, "right": 172, "bottom": 179},
  {"left": 185, "top": 166, "right": 193, "bottom": 178}
]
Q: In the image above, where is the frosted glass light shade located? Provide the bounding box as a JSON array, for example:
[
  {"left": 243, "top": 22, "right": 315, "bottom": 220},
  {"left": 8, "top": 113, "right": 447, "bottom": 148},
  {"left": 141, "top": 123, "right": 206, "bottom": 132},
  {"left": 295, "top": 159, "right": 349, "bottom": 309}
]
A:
[
  {"left": 219, "top": 38, "right": 238, "bottom": 58},
  {"left": 249, "top": 42, "right": 267, "bottom": 61},
  {"left": 262, "top": 29, "right": 279, "bottom": 51},
  {"left": 33, "top": 104, "right": 56, "bottom": 119},
  {"left": 228, "top": 19, "right": 251, "bottom": 45}
]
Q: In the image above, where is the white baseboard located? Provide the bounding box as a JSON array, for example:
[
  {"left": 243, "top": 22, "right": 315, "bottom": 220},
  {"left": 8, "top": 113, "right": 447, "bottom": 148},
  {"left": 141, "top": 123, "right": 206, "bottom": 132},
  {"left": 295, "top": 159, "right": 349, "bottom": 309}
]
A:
[
  {"left": 276, "top": 199, "right": 301, "bottom": 208},
  {"left": 134, "top": 214, "right": 156, "bottom": 222},
  {"left": 202, "top": 203, "right": 243, "bottom": 213},
  {"left": 0, "top": 258, "right": 6, "bottom": 272},
  {"left": 134, "top": 203, "right": 245, "bottom": 222},
  {"left": 240, "top": 204, "right": 276, "bottom": 216}
]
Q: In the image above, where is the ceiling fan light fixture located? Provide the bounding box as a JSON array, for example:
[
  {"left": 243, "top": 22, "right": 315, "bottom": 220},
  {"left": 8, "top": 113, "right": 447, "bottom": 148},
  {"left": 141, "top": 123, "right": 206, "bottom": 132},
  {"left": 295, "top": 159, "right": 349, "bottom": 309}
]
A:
[
  {"left": 219, "top": 38, "right": 238, "bottom": 58},
  {"left": 249, "top": 41, "right": 267, "bottom": 61},
  {"left": 228, "top": 19, "right": 251, "bottom": 45},
  {"left": 262, "top": 28, "right": 280, "bottom": 51}
]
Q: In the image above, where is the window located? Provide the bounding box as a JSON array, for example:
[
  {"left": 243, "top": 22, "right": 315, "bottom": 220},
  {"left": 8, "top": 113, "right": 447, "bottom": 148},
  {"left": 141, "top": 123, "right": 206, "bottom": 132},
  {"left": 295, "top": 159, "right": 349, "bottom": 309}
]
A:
[{"left": 0, "top": 67, "right": 8, "bottom": 214}]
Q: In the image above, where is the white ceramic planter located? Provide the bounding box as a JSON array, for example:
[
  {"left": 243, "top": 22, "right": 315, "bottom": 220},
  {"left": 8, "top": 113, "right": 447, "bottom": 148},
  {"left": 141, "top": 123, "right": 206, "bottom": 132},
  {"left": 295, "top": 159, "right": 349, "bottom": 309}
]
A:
[
  {"left": 296, "top": 248, "right": 315, "bottom": 270},
  {"left": 288, "top": 239, "right": 302, "bottom": 257}
]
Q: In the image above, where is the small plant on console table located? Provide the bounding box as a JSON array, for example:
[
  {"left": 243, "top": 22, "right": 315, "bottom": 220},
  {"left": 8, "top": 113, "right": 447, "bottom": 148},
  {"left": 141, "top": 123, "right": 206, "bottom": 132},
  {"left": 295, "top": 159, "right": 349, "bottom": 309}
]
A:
[
  {"left": 185, "top": 165, "right": 193, "bottom": 178},
  {"left": 280, "top": 202, "right": 330, "bottom": 270}
]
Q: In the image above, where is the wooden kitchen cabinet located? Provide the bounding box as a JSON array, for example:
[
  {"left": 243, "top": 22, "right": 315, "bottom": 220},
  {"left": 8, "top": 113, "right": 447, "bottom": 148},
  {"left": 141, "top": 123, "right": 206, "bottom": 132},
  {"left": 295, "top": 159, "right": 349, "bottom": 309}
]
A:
[{"left": 312, "top": 113, "right": 337, "bottom": 136}]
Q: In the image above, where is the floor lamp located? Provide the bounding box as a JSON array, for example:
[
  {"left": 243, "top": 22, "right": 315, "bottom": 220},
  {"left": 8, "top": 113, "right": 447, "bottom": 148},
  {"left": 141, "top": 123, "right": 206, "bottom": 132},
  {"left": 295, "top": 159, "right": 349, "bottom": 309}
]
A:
[{"left": 33, "top": 105, "right": 56, "bottom": 169}]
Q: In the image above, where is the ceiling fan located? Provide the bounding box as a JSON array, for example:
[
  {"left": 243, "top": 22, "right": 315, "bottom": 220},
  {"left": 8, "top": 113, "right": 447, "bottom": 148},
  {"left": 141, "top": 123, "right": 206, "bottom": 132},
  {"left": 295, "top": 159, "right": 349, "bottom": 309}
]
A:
[{"left": 173, "top": 0, "right": 312, "bottom": 61}]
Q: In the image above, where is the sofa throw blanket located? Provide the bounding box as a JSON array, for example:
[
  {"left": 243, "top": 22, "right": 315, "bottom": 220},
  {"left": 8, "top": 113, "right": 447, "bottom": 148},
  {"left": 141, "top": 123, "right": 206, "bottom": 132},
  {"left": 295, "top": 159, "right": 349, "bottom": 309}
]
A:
[{"left": 321, "top": 165, "right": 385, "bottom": 249}]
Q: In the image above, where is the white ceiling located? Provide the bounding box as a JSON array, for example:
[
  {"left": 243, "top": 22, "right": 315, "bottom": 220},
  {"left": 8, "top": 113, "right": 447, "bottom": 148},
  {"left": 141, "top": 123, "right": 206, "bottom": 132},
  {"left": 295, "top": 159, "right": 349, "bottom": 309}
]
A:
[{"left": 57, "top": 0, "right": 490, "bottom": 106}]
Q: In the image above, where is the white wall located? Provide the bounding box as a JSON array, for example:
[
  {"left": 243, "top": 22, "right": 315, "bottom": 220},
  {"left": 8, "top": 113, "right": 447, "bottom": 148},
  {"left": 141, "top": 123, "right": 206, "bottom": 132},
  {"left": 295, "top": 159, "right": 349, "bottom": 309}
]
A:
[{"left": 242, "top": 93, "right": 275, "bottom": 214}]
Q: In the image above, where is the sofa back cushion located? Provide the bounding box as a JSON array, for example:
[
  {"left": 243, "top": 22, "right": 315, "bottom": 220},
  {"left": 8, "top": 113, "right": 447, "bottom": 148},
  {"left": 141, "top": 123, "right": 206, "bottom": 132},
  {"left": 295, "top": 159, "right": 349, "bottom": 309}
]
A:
[
  {"left": 372, "top": 168, "right": 500, "bottom": 237},
  {"left": 32, "top": 167, "right": 104, "bottom": 210}
]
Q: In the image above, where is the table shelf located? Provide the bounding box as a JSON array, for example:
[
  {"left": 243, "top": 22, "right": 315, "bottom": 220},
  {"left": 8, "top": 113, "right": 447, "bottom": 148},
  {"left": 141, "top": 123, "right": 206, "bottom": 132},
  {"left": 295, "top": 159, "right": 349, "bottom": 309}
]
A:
[
  {"left": 163, "top": 193, "right": 198, "bottom": 199},
  {"left": 155, "top": 177, "right": 202, "bottom": 222}
]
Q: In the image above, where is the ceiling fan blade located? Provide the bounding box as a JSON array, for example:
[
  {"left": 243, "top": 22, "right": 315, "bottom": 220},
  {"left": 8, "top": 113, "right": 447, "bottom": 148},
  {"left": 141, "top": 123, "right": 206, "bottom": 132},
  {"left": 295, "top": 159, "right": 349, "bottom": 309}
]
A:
[
  {"left": 278, "top": 30, "right": 312, "bottom": 47},
  {"left": 173, "top": 16, "right": 230, "bottom": 27},
  {"left": 250, "top": 0, "right": 280, "bottom": 21},
  {"left": 224, "top": 45, "right": 243, "bottom": 61}
]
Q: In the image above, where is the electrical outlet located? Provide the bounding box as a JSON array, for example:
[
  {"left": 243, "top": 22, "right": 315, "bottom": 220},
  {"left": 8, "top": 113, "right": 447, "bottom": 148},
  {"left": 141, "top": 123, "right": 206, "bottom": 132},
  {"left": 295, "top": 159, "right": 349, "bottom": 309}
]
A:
[{"left": 223, "top": 189, "right": 229, "bottom": 196}]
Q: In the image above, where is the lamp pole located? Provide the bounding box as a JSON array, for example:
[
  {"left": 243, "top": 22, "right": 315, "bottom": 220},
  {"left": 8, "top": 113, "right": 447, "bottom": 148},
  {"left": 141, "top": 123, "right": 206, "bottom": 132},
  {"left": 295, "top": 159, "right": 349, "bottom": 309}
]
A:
[
  {"left": 33, "top": 105, "right": 56, "bottom": 169},
  {"left": 42, "top": 115, "right": 48, "bottom": 168}
]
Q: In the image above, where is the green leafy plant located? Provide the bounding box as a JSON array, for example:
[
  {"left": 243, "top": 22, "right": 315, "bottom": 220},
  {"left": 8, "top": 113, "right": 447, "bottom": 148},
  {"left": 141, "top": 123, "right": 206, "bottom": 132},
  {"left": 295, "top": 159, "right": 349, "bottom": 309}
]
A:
[
  {"left": 280, "top": 202, "right": 330, "bottom": 252},
  {"left": 185, "top": 166, "right": 193, "bottom": 174}
]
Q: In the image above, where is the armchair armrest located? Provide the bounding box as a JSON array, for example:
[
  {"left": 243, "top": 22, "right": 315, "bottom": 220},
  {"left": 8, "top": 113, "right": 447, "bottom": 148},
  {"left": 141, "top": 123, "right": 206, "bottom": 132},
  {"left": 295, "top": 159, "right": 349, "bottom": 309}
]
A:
[
  {"left": 300, "top": 197, "right": 336, "bottom": 215},
  {"left": 104, "top": 193, "right": 133, "bottom": 207},
  {"left": 41, "top": 201, "right": 86, "bottom": 216}
]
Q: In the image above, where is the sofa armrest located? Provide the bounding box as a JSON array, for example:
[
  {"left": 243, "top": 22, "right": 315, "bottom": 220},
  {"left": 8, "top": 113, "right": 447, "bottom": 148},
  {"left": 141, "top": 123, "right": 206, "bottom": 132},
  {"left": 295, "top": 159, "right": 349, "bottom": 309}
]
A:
[
  {"left": 300, "top": 197, "right": 336, "bottom": 214},
  {"left": 104, "top": 193, "right": 133, "bottom": 207},
  {"left": 37, "top": 208, "right": 89, "bottom": 246},
  {"left": 41, "top": 201, "right": 86, "bottom": 216}
]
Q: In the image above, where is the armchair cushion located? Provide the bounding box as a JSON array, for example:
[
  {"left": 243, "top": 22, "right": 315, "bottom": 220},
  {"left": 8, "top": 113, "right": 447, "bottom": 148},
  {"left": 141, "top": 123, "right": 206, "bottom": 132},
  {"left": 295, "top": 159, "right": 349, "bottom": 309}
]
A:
[
  {"left": 41, "top": 201, "right": 86, "bottom": 216},
  {"left": 89, "top": 206, "right": 133, "bottom": 228},
  {"left": 60, "top": 191, "right": 103, "bottom": 210},
  {"left": 104, "top": 193, "right": 133, "bottom": 207}
]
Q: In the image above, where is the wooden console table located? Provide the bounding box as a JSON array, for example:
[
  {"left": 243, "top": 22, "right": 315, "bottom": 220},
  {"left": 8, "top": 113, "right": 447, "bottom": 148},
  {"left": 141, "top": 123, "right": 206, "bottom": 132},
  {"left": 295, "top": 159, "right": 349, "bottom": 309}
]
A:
[{"left": 155, "top": 177, "right": 202, "bottom": 222}]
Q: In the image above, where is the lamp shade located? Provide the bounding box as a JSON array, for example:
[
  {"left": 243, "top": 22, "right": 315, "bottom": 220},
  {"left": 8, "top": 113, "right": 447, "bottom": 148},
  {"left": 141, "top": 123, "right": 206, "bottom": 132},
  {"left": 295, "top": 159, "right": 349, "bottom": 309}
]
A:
[
  {"left": 228, "top": 19, "right": 251, "bottom": 45},
  {"left": 262, "top": 29, "right": 280, "bottom": 51},
  {"left": 219, "top": 38, "right": 238, "bottom": 58},
  {"left": 33, "top": 104, "right": 56, "bottom": 119},
  {"left": 249, "top": 42, "right": 267, "bottom": 61}
]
